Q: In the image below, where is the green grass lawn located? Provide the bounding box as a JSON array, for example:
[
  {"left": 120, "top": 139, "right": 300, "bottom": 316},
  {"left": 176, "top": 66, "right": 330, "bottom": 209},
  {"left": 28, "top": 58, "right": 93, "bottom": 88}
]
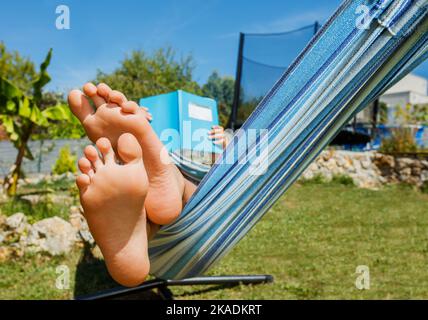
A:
[{"left": 1, "top": 181, "right": 428, "bottom": 299}]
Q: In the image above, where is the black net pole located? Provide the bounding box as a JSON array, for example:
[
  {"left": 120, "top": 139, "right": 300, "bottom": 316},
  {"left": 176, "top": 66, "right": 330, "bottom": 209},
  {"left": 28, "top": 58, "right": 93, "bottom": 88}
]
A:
[
  {"left": 372, "top": 99, "right": 379, "bottom": 139},
  {"left": 229, "top": 32, "right": 245, "bottom": 130},
  {"left": 314, "top": 21, "right": 320, "bottom": 34}
]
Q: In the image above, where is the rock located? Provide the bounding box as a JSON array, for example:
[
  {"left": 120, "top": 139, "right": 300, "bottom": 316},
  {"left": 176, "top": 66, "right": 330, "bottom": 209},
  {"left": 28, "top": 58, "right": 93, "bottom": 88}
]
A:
[
  {"left": 0, "top": 214, "right": 6, "bottom": 228},
  {"left": 301, "top": 170, "right": 315, "bottom": 181},
  {"left": 69, "top": 206, "right": 83, "bottom": 228},
  {"left": 421, "top": 160, "right": 428, "bottom": 170},
  {"left": 78, "top": 230, "right": 95, "bottom": 245},
  {"left": 378, "top": 175, "right": 387, "bottom": 184},
  {"left": 324, "top": 158, "right": 337, "bottom": 171},
  {"left": 91, "top": 245, "right": 103, "bottom": 259},
  {"left": 0, "top": 245, "right": 23, "bottom": 262},
  {"left": 20, "top": 194, "right": 43, "bottom": 205},
  {"left": 412, "top": 167, "right": 422, "bottom": 176},
  {"left": 308, "top": 162, "right": 319, "bottom": 172},
  {"left": 23, "top": 175, "right": 44, "bottom": 186},
  {"left": 422, "top": 170, "right": 428, "bottom": 182},
  {"left": 319, "top": 167, "right": 333, "bottom": 181},
  {"left": 374, "top": 153, "right": 395, "bottom": 168},
  {"left": 0, "top": 246, "right": 11, "bottom": 262},
  {"left": 361, "top": 159, "right": 372, "bottom": 170},
  {"left": 353, "top": 159, "right": 362, "bottom": 171},
  {"left": 69, "top": 206, "right": 95, "bottom": 245},
  {"left": 398, "top": 167, "right": 412, "bottom": 182},
  {"left": 21, "top": 194, "right": 74, "bottom": 206},
  {"left": 343, "top": 158, "right": 356, "bottom": 173},
  {"left": 0, "top": 192, "right": 7, "bottom": 203},
  {"left": 321, "top": 151, "right": 334, "bottom": 161},
  {"left": 24, "top": 217, "right": 77, "bottom": 255},
  {"left": 412, "top": 160, "right": 423, "bottom": 169},
  {"left": 5, "top": 213, "right": 29, "bottom": 233},
  {"left": 335, "top": 155, "right": 348, "bottom": 168},
  {"left": 396, "top": 158, "right": 415, "bottom": 170},
  {"left": 50, "top": 194, "right": 74, "bottom": 205}
]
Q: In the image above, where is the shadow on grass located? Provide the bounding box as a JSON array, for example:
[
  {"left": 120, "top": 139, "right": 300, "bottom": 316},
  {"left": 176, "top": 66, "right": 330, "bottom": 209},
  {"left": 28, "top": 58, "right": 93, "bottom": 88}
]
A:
[
  {"left": 174, "top": 284, "right": 242, "bottom": 298},
  {"left": 73, "top": 244, "right": 162, "bottom": 300},
  {"left": 73, "top": 243, "right": 116, "bottom": 298}
]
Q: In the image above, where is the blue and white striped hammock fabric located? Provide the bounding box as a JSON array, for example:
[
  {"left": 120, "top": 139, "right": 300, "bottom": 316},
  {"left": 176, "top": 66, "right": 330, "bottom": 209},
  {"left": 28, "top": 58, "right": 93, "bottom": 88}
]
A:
[
  {"left": 149, "top": 0, "right": 428, "bottom": 280},
  {"left": 170, "top": 151, "right": 211, "bottom": 183}
]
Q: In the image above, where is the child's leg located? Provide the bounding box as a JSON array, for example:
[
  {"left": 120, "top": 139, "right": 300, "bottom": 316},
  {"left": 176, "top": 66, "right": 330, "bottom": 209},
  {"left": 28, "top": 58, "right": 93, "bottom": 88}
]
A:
[
  {"left": 77, "top": 133, "right": 150, "bottom": 287},
  {"left": 69, "top": 83, "right": 196, "bottom": 225}
]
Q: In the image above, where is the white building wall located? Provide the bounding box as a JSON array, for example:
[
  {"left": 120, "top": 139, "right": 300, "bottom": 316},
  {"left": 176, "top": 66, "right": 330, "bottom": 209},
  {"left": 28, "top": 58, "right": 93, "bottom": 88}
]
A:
[
  {"left": 384, "top": 73, "right": 427, "bottom": 96},
  {"left": 376, "top": 73, "right": 428, "bottom": 124}
]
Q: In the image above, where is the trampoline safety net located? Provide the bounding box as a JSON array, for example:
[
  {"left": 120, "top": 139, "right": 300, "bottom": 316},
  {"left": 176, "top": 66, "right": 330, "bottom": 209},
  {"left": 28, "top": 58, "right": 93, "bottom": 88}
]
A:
[{"left": 230, "top": 22, "right": 320, "bottom": 129}]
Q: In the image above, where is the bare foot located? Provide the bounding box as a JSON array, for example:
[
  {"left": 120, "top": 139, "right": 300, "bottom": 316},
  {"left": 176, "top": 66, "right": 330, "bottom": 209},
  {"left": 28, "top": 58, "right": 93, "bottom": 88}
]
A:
[
  {"left": 69, "top": 83, "right": 187, "bottom": 225},
  {"left": 76, "top": 133, "right": 149, "bottom": 287}
]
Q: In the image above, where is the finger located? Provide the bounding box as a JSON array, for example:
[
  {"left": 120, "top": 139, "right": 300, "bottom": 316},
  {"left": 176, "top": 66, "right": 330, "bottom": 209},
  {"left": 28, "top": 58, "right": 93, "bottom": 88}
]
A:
[
  {"left": 213, "top": 138, "right": 225, "bottom": 145},
  {"left": 211, "top": 128, "right": 224, "bottom": 134},
  {"left": 208, "top": 133, "right": 225, "bottom": 139}
]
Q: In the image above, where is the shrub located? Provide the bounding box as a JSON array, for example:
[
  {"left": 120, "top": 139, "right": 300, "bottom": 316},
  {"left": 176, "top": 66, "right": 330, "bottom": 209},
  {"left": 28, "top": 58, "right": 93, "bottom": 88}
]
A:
[
  {"left": 300, "top": 174, "right": 327, "bottom": 185},
  {"left": 0, "top": 195, "right": 70, "bottom": 223},
  {"left": 331, "top": 174, "right": 355, "bottom": 186},
  {"left": 421, "top": 181, "right": 428, "bottom": 194},
  {"left": 379, "top": 127, "right": 418, "bottom": 153},
  {"left": 52, "top": 145, "right": 77, "bottom": 175}
]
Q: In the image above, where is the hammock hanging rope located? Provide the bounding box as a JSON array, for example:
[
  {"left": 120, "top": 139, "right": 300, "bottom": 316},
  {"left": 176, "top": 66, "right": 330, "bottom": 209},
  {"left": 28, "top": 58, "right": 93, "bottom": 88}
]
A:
[{"left": 149, "top": 0, "right": 428, "bottom": 280}]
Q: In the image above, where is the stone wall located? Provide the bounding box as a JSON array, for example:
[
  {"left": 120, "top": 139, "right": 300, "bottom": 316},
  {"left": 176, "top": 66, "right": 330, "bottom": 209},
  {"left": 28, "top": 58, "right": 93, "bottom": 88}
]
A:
[{"left": 302, "top": 150, "right": 428, "bottom": 189}]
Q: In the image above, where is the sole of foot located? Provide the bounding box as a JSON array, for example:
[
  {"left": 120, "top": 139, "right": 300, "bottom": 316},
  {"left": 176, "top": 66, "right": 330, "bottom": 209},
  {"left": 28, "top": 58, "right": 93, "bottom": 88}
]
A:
[{"left": 77, "top": 133, "right": 150, "bottom": 287}]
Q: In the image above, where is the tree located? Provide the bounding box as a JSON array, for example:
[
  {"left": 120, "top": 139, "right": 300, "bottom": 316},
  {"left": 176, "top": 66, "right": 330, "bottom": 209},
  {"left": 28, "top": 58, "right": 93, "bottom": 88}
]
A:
[
  {"left": 0, "top": 44, "right": 84, "bottom": 141},
  {"left": 394, "top": 103, "right": 428, "bottom": 125},
  {"left": 34, "top": 92, "right": 85, "bottom": 140},
  {"left": 0, "top": 48, "right": 73, "bottom": 196},
  {"left": 202, "top": 71, "right": 235, "bottom": 127},
  {"left": 0, "top": 42, "right": 37, "bottom": 94},
  {"left": 96, "top": 48, "right": 202, "bottom": 101}
]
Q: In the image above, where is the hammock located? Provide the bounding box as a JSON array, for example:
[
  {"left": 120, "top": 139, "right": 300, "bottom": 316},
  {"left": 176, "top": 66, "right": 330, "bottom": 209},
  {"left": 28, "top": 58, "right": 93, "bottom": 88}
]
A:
[
  {"left": 170, "top": 151, "right": 211, "bottom": 183},
  {"left": 149, "top": 0, "right": 428, "bottom": 280}
]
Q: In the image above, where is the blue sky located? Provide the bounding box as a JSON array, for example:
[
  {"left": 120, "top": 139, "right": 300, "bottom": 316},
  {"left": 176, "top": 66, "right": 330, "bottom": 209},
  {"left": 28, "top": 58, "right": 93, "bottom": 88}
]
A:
[{"left": 0, "top": 0, "right": 427, "bottom": 94}]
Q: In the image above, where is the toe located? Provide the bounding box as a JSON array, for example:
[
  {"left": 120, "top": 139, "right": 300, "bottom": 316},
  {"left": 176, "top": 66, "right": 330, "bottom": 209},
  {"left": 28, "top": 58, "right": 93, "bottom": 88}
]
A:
[
  {"left": 84, "top": 145, "right": 103, "bottom": 170},
  {"left": 76, "top": 174, "right": 91, "bottom": 192},
  {"left": 97, "top": 83, "right": 112, "bottom": 101},
  {"left": 121, "top": 101, "right": 139, "bottom": 114},
  {"left": 109, "top": 90, "right": 128, "bottom": 106},
  {"left": 83, "top": 82, "right": 106, "bottom": 108},
  {"left": 117, "top": 133, "right": 142, "bottom": 164},
  {"left": 96, "top": 137, "right": 115, "bottom": 164},
  {"left": 78, "top": 157, "right": 95, "bottom": 178},
  {"left": 68, "top": 89, "right": 94, "bottom": 123}
]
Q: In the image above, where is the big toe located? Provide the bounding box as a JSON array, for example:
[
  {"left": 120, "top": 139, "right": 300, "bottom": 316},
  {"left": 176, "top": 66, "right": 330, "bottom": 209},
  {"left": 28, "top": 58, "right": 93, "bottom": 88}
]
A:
[
  {"left": 68, "top": 89, "right": 94, "bottom": 122},
  {"left": 117, "top": 133, "right": 143, "bottom": 163}
]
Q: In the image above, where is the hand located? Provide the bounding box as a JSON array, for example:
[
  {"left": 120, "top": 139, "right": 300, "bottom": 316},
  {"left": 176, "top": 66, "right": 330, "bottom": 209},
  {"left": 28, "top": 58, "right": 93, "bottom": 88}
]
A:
[{"left": 208, "top": 125, "right": 228, "bottom": 149}]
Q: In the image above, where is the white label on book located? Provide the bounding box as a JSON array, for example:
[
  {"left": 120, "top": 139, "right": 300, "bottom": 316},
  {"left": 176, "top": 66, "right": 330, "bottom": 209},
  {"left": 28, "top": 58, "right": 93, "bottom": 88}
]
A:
[{"left": 188, "top": 102, "right": 213, "bottom": 122}]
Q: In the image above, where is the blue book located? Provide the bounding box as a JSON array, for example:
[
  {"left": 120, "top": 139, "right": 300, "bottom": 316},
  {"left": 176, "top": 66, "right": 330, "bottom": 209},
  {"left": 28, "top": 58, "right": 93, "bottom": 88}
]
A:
[{"left": 139, "top": 90, "right": 223, "bottom": 154}]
